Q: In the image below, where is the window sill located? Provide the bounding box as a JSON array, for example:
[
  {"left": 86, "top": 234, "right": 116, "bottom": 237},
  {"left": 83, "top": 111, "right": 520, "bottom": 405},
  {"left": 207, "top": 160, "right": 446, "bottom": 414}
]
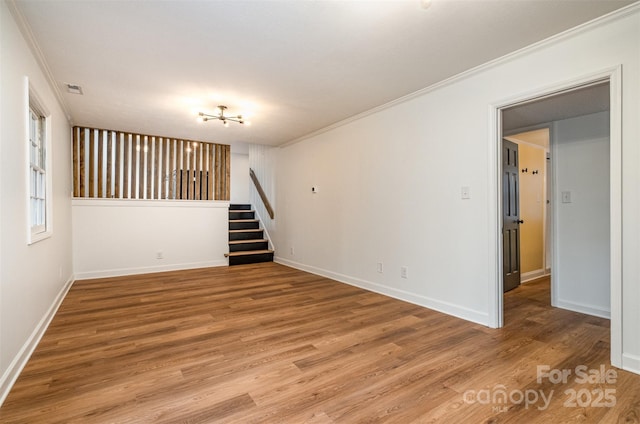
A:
[{"left": 28, "top": 229, "right": 52, "bottom": 245}]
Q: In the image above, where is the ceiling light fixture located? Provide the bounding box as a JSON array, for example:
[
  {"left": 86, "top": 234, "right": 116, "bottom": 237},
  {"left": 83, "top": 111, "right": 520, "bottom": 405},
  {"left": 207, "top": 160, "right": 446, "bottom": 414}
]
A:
[{"left": 197, "top": 105, "right": 249, "bottom": 127}]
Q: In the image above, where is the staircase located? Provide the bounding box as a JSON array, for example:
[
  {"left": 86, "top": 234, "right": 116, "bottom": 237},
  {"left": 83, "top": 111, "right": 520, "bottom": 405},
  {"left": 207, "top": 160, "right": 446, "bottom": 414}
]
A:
[{"left": 226, "top": 204, "right": 274, "bottom": 266}]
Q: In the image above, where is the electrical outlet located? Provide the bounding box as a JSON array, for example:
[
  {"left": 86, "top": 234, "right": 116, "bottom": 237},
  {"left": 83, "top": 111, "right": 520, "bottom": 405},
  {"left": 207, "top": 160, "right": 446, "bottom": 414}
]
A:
[
  {"left": 290, "top": 247, "right": 295, "bottom": 255},
  {"left": 377, "top": 262, "right": 383, "bottom": 273},
  {"left": 156, "top": 251, "right": 164, "bottom": 260},
  {"left": 400, "top": 266, "right": 408, "bottom": 279},
  {"left": 461, "top": 186, "right": 471, "bottom": 199}
]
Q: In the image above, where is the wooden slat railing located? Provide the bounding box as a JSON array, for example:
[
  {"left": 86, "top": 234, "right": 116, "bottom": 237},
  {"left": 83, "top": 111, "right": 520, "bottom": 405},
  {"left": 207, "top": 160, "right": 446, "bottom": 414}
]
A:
[
  {"left": 72, "top": 126, "right": 230, "bottom": 200},
  {"left": 249, "top": 168, "right": 274, "bottom": 219}
]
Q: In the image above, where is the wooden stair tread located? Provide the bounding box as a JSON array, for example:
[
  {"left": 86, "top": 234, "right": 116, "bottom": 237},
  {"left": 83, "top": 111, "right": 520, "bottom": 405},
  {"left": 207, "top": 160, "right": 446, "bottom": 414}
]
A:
[
  {"left": 228, "top": 239, "right": 268, "bottom": 244},
  {"left": 225, "top": 250, "right": 274, "bottom": 257},
  {"left": 229, "top": 229, "right": 264, "bottom": 233},
  {"left": 229, "top": 219, "right": 259, "bottom": 223},
  {"left": 229, "top": 209, "right": 255, "bottom": 213}
]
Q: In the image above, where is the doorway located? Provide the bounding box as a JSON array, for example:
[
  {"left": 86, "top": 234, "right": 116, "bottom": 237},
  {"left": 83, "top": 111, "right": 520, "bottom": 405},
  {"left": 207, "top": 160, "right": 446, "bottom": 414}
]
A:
[
  {"left": 502, "top": 127, "right": 550, "bottom": 294},
  {"left": 501, "top": 81, "right": 611, "bottom": 313},
  {"left": 488, "top": 68, "right": 623, "bottom": 367}
]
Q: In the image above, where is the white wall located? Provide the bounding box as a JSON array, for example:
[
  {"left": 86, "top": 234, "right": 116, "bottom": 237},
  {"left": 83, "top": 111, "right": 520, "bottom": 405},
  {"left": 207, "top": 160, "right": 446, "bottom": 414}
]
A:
[
  {"left": 231, "top": 153, "right": 250, "bottom": 204},
  {"left": 273, "top": 8, "right": 640, "bottom": 373},
  {"left": 72, "top": 200, "right": 229, "bottom": 279},
  {"left": 249, "top": 143, "right": 277, "bottom": 241},
  {"left": 0, "top": 1, "right": 73, "bottom": 402},
  {"left": 516, "top": 142, "right": 546, "bottom": 279},
  {"left": 553, "top": 112, "right": 610, "bottom": 318}
]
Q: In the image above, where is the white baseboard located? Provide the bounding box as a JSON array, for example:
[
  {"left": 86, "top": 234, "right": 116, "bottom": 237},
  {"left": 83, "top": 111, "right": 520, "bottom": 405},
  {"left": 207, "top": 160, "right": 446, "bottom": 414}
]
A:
[
  {"left": 74, "top": 260, "right": 228, "bottom": 280},
  {"left": 0, "top": 275, "right": 75, "bottom": 407},
  {"left": 521, "top": 269, "right": 548, "bottom": 283},
  {"left": 275, "top": 257, "right": 489, "bottom": 326},
  {"left": 622, "top": 353, "right": 640, "bottom": 375},
  {"left": 554, "top": 299, "right": 610, "bottom": 319}
]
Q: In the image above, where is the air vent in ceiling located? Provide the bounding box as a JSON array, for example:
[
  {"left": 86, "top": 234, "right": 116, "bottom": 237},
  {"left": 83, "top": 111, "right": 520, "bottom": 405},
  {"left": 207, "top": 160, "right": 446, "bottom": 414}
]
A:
[{"left": 65, "top": 83, "right": 83, "bottom": 95}]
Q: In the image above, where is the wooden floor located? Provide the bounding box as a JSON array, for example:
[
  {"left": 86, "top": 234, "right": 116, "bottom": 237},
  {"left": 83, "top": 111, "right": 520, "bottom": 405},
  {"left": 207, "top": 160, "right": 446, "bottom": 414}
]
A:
[{"left": 1, "top": 264, "right": 639, "bottom": 423}]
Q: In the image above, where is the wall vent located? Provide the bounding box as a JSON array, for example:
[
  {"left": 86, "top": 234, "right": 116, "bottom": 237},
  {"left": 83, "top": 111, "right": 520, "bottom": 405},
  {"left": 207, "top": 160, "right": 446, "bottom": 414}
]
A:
[{"left": 65, "top": 83, "right": 83, "bottom": 95}]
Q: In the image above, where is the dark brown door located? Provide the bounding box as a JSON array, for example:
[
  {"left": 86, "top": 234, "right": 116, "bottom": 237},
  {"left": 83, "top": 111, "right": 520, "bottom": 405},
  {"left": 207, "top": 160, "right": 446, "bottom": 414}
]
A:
[{"left": 503, "top": 139, "right": 521, "bottom": 292}]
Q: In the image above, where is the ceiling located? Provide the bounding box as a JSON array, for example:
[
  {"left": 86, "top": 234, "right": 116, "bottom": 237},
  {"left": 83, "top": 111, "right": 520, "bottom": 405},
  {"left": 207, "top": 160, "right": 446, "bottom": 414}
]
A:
[
  {"left": 502, "top": 82, "right": 610, "bottom": 133},
  {"left": 504, "top": 128, "right": 549, "bottom": 148},
  {"left": 13, "top": 0, "right": 635, "bottom": 147}
]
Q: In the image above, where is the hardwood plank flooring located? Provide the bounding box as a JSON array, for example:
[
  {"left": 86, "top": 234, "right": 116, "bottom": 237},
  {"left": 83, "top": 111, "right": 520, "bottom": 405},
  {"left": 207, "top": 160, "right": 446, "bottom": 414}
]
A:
[{"left": 1, "top": 264, "right": 638, "bottom": 423}]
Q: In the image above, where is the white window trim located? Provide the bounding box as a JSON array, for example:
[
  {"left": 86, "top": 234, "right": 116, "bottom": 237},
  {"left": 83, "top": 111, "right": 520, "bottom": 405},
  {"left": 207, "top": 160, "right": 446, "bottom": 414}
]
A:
[{"left": 26, "top": 78, "right": 53, "bottom": 245}]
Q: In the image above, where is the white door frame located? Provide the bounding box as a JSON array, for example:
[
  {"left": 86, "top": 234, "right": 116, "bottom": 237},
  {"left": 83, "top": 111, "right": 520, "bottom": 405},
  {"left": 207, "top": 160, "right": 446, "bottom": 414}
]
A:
[{"left": 487, "top": 66, "right": 622, "bottom": 368}]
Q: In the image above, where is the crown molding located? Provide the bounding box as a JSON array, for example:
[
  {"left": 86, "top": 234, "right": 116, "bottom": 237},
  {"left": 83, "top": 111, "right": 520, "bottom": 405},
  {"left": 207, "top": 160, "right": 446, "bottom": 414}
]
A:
[
  {"left": 280, "top": 2, "right": 640, "bottom": 148},
  {"left": 6, "top": 0, "right": 73, "bottom": 125}
]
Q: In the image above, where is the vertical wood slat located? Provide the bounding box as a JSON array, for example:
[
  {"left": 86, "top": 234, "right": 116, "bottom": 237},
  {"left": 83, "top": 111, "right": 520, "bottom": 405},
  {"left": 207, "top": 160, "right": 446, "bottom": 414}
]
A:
[
  {"left": 190, "top": 142, "right": 196, "bottom": 200},
  {"left": 114, "top": 132, "right": 121, "bottom": 199},
  {"left": 214, "top": 144, "right": 220, "bottom": 200},
  {"left": 106, "top": 131, "right": 113, "bottom": 198},
  {"left": 123, "top": 133, "right": 130, "bottom": 198},
  {"left": 186, "top": 144, "right": 190, "bottom": 200},
  {"left": 188, "top": 142, "right": 193, "bottom": 200},
  {"left": 161, "top": 139, "right": 167, "bottom": 199},
  {"left": 180, "top": 140, "right": 187, "bottom": 200},
  {"left": 188, "top": 140, "right": 193, "bottom": 200},
  {"left": 224, "top": 144, "right": 231, "bottom": 201},
  {"left": 89, "top": 129, "right": 95, "bottom": 198},
  {"left": 146, "top": 136, "right": 153, "bottom": 199},
  {"left": 72, "top": 127, "right": 80, "bottom": 197},
  {"left": 97, "top": 131, "right": 104, "bottom": 198},
  {"left": 207, "top": 144, "right": 214, "bottom": 200},
  {"left": 139, "top": 135, "right": 146, "bottom": 199},
  {"left": 203, "top": 143, "right": 208, "bottom": 200},
  {"left": 155, "top": 138, "right": 161, "bottom": 200},
  {"left": 192, "top": 143, "right": 201, "bottom": 200},
  {"left": 140, "top": 135, "right": 146, "bottom": 199},
  {"left": 216, "top": 144, "right": 225, "bottom": 200},
  {"left": 195, "top": 143, "right": 201, "bottom": 200},
  {"left": 161, "top": 138, "right": 165, "bottom": 200},
  {"left": 169, "top": 139, "right": 175, "bottom": 200},
  {"left": 131, "top": 134, "right": 139, "bottom": 199},
  {"left": 79, "top": 128, "right": 86, "bottom": 197}
]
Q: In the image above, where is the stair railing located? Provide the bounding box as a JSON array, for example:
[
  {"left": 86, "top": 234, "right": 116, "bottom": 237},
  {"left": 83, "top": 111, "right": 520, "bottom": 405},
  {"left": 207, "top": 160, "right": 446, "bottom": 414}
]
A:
[{"left": 249, "top": 168, "right": 275, "bottom": 219}]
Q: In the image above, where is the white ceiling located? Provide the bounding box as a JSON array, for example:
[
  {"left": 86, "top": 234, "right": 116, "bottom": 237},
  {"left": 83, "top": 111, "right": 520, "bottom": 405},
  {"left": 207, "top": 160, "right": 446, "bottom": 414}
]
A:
[
  {"left": 502, "top": 82, "right": 610, "bottom": 133},
  {"left": 505, "top": 128, "right": 550, "bottom": 148},
  {"left": 14, "top": 0, "right": 635, "bottom": 147}
]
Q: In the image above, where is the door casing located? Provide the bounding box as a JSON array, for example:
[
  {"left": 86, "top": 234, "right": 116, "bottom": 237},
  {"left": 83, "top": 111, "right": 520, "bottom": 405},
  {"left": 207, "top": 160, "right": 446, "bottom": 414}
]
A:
[{"left": 487, "top": 66, "right": 622, "bottom": 368}]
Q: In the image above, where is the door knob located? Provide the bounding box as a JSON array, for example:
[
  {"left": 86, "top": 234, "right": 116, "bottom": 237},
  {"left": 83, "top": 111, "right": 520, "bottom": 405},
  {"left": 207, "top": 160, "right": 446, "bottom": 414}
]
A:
[{"left": 515, "top": 219, "right": 524, "bottom": 224}]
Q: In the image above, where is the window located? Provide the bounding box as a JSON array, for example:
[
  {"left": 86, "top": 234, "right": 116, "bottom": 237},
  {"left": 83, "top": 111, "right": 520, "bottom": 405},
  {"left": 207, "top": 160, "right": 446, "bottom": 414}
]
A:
[
  {"left": 27, "top": 82, "right": 52, "bottom": 244},
  {"left": 29, "top": 108, "right": 46, "bottom": 233}
]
